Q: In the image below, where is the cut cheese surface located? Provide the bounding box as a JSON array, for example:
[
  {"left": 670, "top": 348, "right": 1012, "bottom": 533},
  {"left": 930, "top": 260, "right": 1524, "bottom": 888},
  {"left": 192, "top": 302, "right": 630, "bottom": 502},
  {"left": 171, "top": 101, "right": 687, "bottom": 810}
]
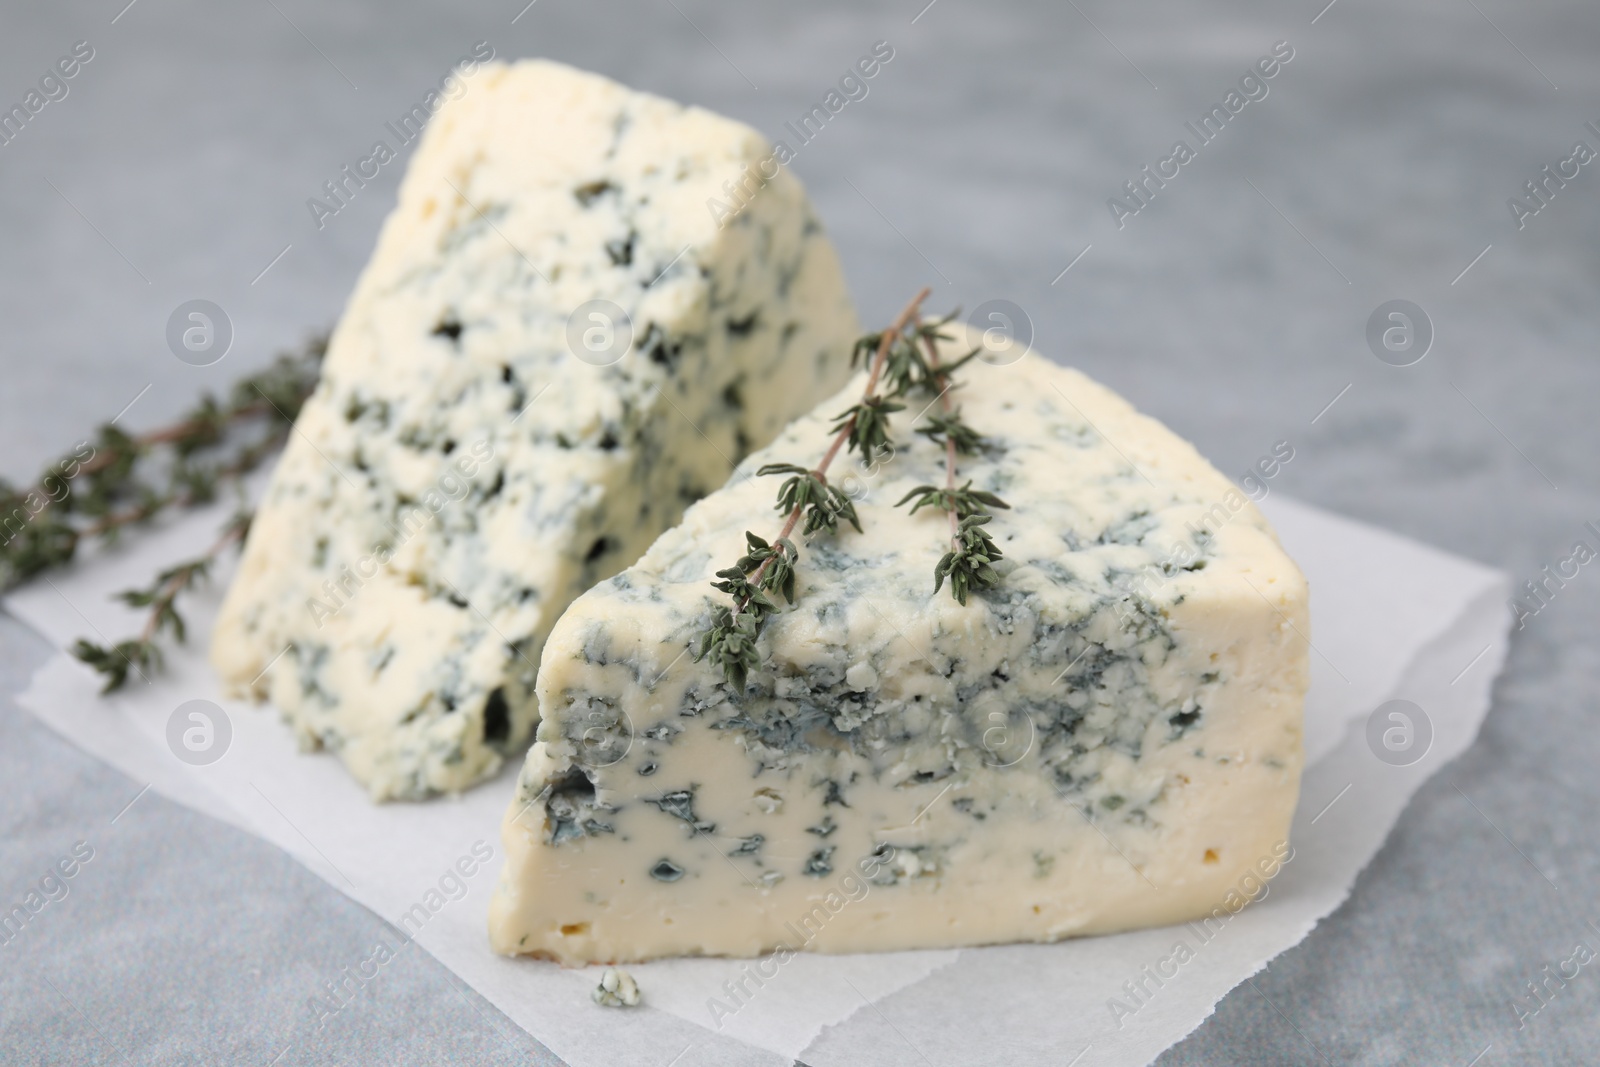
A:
[
  {"left": 211, "top": 60, "right": 859, "bottom": 800},
  {"left": 489, "top": 329, "right": 1308, "bottom": 963}
]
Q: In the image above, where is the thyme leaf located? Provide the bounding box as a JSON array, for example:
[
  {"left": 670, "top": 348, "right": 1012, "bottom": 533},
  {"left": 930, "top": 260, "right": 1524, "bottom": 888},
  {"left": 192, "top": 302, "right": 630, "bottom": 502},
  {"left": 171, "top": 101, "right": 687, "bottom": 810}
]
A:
[
  {"left": 932, "top": 514, "right": 1006, "bottom": 606},
  {"left": 831, "top": 396, "right": 905, "bottom": 466},
  {"left": 915, "top": 408, "right": 987, "bottom": 455}
]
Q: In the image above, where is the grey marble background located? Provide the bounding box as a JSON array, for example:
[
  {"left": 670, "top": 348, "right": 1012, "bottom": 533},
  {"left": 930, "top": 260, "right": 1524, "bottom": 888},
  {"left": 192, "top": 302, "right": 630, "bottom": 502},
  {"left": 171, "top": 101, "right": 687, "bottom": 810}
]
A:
[{"left": 2, "top": 0, "right": 1597, "bottom": 1063}]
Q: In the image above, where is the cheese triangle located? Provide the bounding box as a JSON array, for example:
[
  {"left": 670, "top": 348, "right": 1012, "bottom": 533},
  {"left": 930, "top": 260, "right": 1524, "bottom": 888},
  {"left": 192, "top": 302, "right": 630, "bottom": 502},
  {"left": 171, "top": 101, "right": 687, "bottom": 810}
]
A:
[
  {"left": 211, "top": 60, "right": 859, "bottom": 799},
  {"left": 489, "top": 327, "right": 1308, "bottom": 963}
]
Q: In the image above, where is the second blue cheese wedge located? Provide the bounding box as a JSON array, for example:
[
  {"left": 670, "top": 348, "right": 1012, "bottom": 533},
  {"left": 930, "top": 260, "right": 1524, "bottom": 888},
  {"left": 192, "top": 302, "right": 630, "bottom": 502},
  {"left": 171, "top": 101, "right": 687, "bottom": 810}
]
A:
[
  {"left": 489, "top": 329, "right": 1309, "bottom": 962},
  {"left": 210, "top": 60, "right": 860, "bottom": 800}
]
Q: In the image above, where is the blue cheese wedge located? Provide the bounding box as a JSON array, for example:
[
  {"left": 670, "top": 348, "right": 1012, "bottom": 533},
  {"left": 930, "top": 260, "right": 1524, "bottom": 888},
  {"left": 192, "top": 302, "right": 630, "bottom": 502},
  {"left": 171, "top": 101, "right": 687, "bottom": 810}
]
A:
[
  {"left": 210, "top": 60, "right": 860, "bottom": 800},
  {"left": 489, "top": 329, "right": 1308, "bottom": 962}
]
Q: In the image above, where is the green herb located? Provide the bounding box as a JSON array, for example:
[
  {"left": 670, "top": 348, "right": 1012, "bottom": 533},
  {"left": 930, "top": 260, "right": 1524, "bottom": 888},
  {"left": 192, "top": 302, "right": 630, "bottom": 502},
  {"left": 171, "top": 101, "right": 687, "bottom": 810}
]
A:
[
  {"left": 901, "top": 317, "right": 1009, "bottom": 604},
  {"left": 0, "top": 335, "right": 324, "bottom": 590},
  {"left": 71, "top": 509, "right": 253, "bottom": 692},
  {"left": 756, "top": 464, "right": 860, "bottom": 536},
  {"left": 896, "top": 480, "right": 1010, "bottom": 519},
  {"left": 933, "top": 513, "right": 1005, "bottom": 606},
  {"left": 694, "top": 288, "right": 1013, "bottom": 690},
  {"left": 915, "top": 408, "right": 986, "bottom": 455},
  {"left": 852, "top": 309, "right": 982, "bottom": 399},
  {"left": 694, "top": 288, "right": 932, "bottom": 689},
  {"left": 0, "top": 335, "right": 326, "bottom": 689},
  {"left": 830, "top": 396, "right": 905, "bottom": 464}
]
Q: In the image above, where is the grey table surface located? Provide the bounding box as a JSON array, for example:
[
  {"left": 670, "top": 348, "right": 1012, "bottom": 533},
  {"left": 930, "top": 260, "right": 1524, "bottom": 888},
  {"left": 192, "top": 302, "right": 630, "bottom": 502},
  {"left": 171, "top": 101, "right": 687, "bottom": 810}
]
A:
[{"left": 2, "top": 0, "right": 1597, "bottom": 1063}]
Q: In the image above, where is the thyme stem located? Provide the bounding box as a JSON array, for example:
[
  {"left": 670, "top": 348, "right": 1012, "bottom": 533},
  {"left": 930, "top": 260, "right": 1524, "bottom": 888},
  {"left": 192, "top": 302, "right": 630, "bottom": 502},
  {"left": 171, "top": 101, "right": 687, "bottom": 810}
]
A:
[
  {"left": 68, "top": 400, "right": 277, "bottom": 483},
  {"left": 920, "top": 329, "right": 960, "bottom": 546},
  {"left": 137, "top": 515, "right": 250, "bottom": 644},
  {"left": 80, "top": 427, "right": 290, "bottom": 540}
]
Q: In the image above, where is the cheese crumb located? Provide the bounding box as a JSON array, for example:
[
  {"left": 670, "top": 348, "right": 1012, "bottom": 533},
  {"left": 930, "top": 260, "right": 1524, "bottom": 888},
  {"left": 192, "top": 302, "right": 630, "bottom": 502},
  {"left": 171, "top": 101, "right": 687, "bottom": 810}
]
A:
[{"left": 592, "top": 967, "right": 641, "bottom": 1008}]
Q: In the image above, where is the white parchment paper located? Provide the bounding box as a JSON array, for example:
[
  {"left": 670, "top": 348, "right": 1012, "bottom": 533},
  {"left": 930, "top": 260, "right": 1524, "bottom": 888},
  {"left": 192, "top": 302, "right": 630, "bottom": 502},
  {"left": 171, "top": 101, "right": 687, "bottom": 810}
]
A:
[{"left": 3, "top": 493, "right": 1510, "bottom": 1066}]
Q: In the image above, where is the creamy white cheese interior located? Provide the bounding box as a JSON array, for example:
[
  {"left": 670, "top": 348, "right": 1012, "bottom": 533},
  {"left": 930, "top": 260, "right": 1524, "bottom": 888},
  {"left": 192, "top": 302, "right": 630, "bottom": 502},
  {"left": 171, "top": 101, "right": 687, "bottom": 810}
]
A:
[
  {"left": 490, "top": 329, "right": 1308, "bottom": 963},
  {"left": 211, "top": 60, "right": 860, "bottom": 800}
]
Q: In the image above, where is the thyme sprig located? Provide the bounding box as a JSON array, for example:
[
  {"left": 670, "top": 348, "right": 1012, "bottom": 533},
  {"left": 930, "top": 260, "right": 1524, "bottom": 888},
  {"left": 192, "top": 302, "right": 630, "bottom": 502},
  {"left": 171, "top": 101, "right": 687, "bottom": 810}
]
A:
[
  {"left": 694, "top": 287, "right": 933, "bottom": 689},
  {"left": 934, "top": 513, "right": 1005, "bottom": 605},
  {"left": 694, "top": 289, "right": 1014, "bottom": 689},
  {"left": 909, "top": 321, "right": 1009, "bottom": 605},
  {"left": 896, "top": 480, "right": 1010, "bottom": 519},
  {"left": 0, "top": 335, "right": 326, "bottom": 690},
  {"left": 756, "top": 464, "right": 860, "bottom": 536},
  {"left": 0, "top": 336, "right": 324, "bottom": 590},
  {"left": 70, "top": 509, "right": 252, "bottom": 692},
  {"left": 916, "top": 408, "right": 986, "bottom": 455},
  {"left": 830, "top": 396, "right": 905, "bottom": 464}
]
